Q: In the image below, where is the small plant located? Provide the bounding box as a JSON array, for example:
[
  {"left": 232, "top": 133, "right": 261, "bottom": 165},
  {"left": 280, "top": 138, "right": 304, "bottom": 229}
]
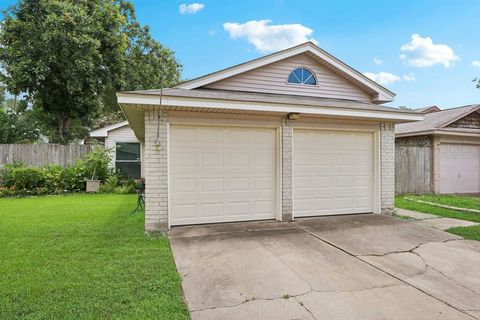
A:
[{"left": 282, "top": 294, "right": 290, "bottom": 299}]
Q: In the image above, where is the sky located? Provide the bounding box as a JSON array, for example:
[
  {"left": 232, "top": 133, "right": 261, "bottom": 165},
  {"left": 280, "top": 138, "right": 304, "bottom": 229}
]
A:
[{"left": 1, "top": 0, "right": 480, "bottom": 109}]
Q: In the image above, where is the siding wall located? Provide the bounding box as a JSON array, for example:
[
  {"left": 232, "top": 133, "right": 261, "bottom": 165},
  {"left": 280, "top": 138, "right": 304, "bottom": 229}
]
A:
[
  {"left": 104, "top": 125, "right": 140, "bottom": 168},
  {"left": 395, "top": 136, "right": 433, "bottom": 194},
  {"left": 204, "top": 54, "right": 373, "bottom": 102}
]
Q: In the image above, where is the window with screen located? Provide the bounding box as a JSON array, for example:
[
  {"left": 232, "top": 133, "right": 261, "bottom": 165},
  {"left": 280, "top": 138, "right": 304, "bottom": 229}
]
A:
[{"left": 115, "top": 143, "right": 141, "bottom": 179}]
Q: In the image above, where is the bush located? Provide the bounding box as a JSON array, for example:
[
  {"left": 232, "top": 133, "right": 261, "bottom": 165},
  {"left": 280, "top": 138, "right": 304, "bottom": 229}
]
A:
[
  {"left": 99, "top": 175, "right": 137, "bottom": 194},
  {"left": 0, "top": 147, "right": 114, "bottom": 197},
  {"left": 84, "top": 147, "right": 111, "bottom": 182},
  {"left": 2, "top": 164, "right": 46, "bottom": 190}
]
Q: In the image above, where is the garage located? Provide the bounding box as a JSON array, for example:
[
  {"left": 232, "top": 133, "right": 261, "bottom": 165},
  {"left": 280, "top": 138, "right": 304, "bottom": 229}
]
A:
[
  {"left": 440, "top": 144, "right": 480, "bottom": 194},
  {"left": 169, "top": 125, "right": 277, "bottom": 226},
  {"left": 293, "top": 129, "right": 374, "bottom": 217}
]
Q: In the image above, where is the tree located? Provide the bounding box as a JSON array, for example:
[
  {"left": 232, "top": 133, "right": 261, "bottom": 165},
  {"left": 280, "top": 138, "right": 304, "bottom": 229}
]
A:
[
  {"left": 0, "top": 98, "right": 41, "bottom": 143},
  {"left": 0, "top": 0, "right": 181, "bottom": 143},
  {"left": 97, "top": 9, "right": 182, "bottom": 128}
]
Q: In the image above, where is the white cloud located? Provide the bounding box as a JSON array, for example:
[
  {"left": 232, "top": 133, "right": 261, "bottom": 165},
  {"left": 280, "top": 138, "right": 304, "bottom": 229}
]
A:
[
  {"left": 373, "top": 57, "right": 383, "bottom": 65},
  {"left": 472, "top": 60, "right": 480, "bottom": 68},
  {"left": 179, "top": 3, "right": 205, "bottom": 15},
  {"left": 364, "top": 72, "right": 401, "bottom": 85},
  {"left": 402, "top": 72, "right": 416, "bottom": 81},
  {"left": 400, "top": 34, "right": 459, "bottom": 68},
  {"left": 223, "top": 20, "right": 316, "bottom": 53}
]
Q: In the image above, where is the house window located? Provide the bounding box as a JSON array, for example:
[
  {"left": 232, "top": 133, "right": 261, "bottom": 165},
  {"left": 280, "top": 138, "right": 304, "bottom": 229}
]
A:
[
  {"left": 115, "top": 142, "right": 141, "bottom": 179},
  {"left": 287, "top": 67, "right": 317, "bottom": 85}
]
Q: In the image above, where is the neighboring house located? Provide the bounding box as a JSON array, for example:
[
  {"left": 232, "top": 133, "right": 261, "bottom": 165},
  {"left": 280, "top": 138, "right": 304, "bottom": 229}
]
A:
[
  {"left": 90, "top": 121, "right": 142, "bottom": 179},
  {"left": 395, "top": 105, "right": 480, "bottom": 194},
  {"left": 117, "top": 42, "right": 422, "bottom": 231}
]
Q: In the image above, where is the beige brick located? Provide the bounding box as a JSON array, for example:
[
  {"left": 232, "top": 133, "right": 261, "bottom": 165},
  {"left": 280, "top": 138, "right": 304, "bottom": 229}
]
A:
[{"left": 144, "top": 109, "right": 169, "bottom": 232}]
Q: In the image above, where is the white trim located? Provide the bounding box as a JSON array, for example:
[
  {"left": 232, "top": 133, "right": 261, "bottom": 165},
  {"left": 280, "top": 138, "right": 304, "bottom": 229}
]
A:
[
  {"left": 276, "top": 127, "right": 282, "bottom": 222},
  {"left": 117, "top": 93, "right": 422, "bottom": 122},
  {"left": 167, "top": 122, "right": 171, "bottom": 230},
  {"left": 90, "top": 121, "right": 130, "bottom": 138},
  {"left": 176, "top": 42, "right": 395, "bottom": 103},
  {"left": 396, "top": 129, "right": 480, "bottom": 138},
  {"left": 373, "top": 131, "right": 381, "bottom": 214}
]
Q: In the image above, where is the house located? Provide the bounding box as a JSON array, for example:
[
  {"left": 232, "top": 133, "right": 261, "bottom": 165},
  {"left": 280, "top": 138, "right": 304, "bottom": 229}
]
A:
[
  {"left": 395, "top": 105, "right": 480, "bottom": 194},
  {"left": 90, "top": 121, "right": 142, "bottom": 179},
  {"left": 117, "top": 42, "right": 422, "bottom": 231}
]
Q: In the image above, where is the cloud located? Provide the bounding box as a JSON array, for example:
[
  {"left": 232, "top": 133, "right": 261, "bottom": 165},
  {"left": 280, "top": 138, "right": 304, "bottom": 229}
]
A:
[
  {"left": 179, "top": 3, "right": 205, "bottom": 15},
  {"left": 400, "top": 34, "right": 459, "bottom": 68},
  {"left": 364, "top": 72, "right": 401, "bottom": 85},
  {"left": 373, "top": 57, "right": 383, "bottom": 65},
  {"left": 223, "top": 20, "right": 316, "bottom": 53},
  {"left": 402, "top": 72, "right": 416, "bottom": 81},
  {"left": 472, "top": 60, "right": 480, "bottom": 68}
]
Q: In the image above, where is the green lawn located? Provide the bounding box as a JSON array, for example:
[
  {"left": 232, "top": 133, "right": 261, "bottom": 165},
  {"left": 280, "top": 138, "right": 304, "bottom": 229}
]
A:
[
  {"left": 396, "top": 194, "right": 480, "bottom": 240},
  {"left": 395, "top": 195, "right": 480, "bottom": 223},
  {"left": 0, "top": 194, "right": 189, "bottom": 320},
  {"left": 401, "top": 194, "right": 480, "bottom": 210}
]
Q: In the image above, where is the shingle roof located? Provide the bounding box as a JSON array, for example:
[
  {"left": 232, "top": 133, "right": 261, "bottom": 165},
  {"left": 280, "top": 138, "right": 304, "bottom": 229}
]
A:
[
  {"left": 124, "top": 88, "right": 413, "bottom": 114},
  {"left": 395, "top": 104, "right": 480, "bottom": 136}
]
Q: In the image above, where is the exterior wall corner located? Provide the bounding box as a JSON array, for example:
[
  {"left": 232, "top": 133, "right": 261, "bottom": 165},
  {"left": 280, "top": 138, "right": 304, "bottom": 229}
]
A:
[
  {"left": 380, "top": 122, "right": 395, "bottom": 214},
  {"left": 144, "top": 109, "right": 169, "bottom": 232}
]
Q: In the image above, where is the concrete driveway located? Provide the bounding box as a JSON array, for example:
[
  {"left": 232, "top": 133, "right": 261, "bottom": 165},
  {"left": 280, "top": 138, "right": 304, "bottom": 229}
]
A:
[{"left": 169, "top": 215, "right": 480, "bottom": 320}]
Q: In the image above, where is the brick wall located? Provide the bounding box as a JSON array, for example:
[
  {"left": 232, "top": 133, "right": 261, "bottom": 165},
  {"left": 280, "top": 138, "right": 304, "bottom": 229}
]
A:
[
  {"left": 144, "top": 108, "right": 169, "bottom": 232},
  {"left": 380, "top": 122, "right": 395, "bottom": 214},
  {"left": 281, "top": 120, "right": 293, "bottom": 221}
]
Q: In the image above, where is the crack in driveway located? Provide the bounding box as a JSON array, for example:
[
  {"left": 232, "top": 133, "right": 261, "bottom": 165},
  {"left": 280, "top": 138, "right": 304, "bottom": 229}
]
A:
[{"left": 292, "top": 222, "right": 479, "bottom": 320}]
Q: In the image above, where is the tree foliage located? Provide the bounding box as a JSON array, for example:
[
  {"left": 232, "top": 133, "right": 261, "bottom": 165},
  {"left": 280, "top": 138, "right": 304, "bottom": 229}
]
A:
[
  {"left": 0, "top": 0, "right": 181, "bottom": 143},
  {"left": 0, "top": 98, "right": 41, "bottom": 143}
]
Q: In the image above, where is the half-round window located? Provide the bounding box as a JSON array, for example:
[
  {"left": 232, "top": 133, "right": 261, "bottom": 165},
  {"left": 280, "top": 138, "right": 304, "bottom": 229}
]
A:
[{"left": 287, "top": 67, "right": 317, "bottom": 85}]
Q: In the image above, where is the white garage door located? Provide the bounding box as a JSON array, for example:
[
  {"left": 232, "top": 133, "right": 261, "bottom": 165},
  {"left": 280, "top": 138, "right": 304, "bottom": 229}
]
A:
[
  {"left": 440, "top": 144, "right": 480, "bottom": 194},
  {"left": 294, "top": 129, "right": 374, "bottom": 217},
  {"left": 170, "top": 125, "right": 277, "bottom": 226}
]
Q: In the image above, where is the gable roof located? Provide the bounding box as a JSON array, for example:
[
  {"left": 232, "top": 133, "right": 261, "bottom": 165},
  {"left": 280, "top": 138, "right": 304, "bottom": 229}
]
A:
[
  {"left": 175, "top": 42, "right": 395, "bottom": 103},
  {"left": 396, "top": 104, "right": 480, "bottom": 137},
  {"left": 90, "top": 121, "right": 129, "bottom": 138},
  {"left": 415, "top": 106, "right": 441, "bottom": 114}
]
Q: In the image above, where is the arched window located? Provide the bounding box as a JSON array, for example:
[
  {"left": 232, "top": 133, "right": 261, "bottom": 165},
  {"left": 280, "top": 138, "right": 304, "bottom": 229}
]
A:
[{"left": 287, "top": 67, "right": 317, "bottom": 85}]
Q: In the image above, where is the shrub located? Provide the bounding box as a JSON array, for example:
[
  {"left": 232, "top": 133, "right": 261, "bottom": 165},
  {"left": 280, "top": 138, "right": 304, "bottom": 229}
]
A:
[
  {"left": 84, "top": 147, "right": 112, "bottom": 182},
  {"left": 42, "top": 165, "right": 63, "bottom": 191},
  {"left": 2, "top": 164, "right": 46, "bottom": 190},
  {"left": 0, "top": 147, "right": 127, "bottom": 198},
  {"left": 60, "top": 160, "right": 87, "bottom": 192},
  {"left": 100, "top": 176, "right": 137, "bottom": 194}
]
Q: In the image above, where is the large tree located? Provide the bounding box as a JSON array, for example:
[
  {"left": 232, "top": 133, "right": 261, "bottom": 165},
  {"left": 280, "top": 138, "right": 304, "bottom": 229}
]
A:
[{"left": 0, "top": 0, "right": 181, "bottom": 143}]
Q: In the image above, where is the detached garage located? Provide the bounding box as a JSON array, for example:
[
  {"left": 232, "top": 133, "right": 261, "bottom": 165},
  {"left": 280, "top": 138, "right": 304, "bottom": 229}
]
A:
[
  {"left": 396, "top": 105, "right": 480, "bottom": 194},
  {"left": 117, "top": 42, "right": 422, "bottom": 231}
]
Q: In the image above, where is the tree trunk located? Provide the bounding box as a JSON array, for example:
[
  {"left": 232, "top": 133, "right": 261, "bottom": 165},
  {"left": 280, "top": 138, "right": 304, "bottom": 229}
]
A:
[{"left": 58, "top": 112, "right": 70, "bottom": 144}]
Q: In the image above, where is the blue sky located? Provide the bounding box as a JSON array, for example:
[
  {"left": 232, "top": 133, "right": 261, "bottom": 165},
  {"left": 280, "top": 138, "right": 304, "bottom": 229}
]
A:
[{"left": 2, "top": 0, "right": 480, "bottom": 109}]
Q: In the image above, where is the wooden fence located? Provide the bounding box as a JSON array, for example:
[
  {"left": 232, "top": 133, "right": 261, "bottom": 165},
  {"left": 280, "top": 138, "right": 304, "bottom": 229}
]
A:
[
  {"left": 0, "top": 144, "right": 98, "bottom": 168},
  {"left": 395, "top": 136, "right": 433, "bottom": 194}
]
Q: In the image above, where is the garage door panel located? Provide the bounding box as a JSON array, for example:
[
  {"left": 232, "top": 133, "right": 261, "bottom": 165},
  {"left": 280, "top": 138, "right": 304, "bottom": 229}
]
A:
[
  {"left": 294, "top": 130, "right": 374, "bottom": 217},
  {"left": 170, "top": 126, "right": 277, "bottom": 225},
  {"left": 440, "top": 144, "right": 480, "bottom": 194}
]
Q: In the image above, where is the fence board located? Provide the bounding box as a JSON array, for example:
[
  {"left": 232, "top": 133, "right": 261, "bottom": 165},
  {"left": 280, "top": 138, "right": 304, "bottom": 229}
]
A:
[
  {"left": 0, "top": 144, "right": 97, "bottom": 168},
  {"left": 395, "top": 144, "right": 432, "bottom": 194}
]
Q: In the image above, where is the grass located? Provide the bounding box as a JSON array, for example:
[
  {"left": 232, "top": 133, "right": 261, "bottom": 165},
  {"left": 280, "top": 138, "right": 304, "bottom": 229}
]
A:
[
  {"left": 402, "top": 194, "right": 480, "bottom": 211},
  {"left": 447, "top": 225, "right": 480, "bottom": 241},
  {"left": 0, "top": 194, "right": 189, "bottom": 320},
  {"left": 395, "top": 195, "right": 480, "bottom": 223},
  {"left": 396, "top": 194, "right": 480, "bottom": 240}
]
